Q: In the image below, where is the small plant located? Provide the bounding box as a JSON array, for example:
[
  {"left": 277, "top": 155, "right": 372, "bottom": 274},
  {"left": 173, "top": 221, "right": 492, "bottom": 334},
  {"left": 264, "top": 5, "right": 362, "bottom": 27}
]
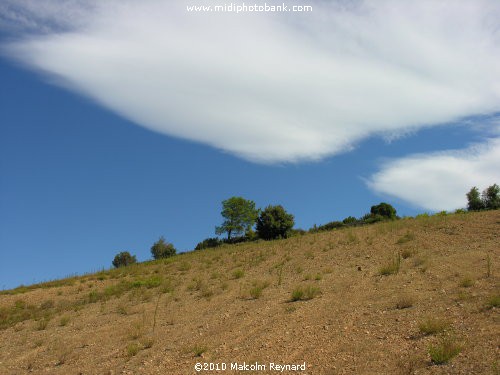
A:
[
  {"left": 400, "top": 248, "right": 413, "bottom": 259},
  {"left": 395, "top": 295, "right": 414, "bottom": 309},
  {"left": 249, "top": 280, "right": 270, "bottom": 299},
  {"left": 485, "top": 294, "right": 499, "bottom": 309},
  {"left": 314, "top": 273, "right": 323, "bottom": 281},
  {"left": 486, "top": 254, "right": 492, "bottom": 278},
  {"left": 129, "top": 321, "right": 144, "bottom": 340},
  {"left": 59, "top": 316, "right": 70, "bottom": 327},
  {"left": 428, "top": 336, "right": 462, "bottom": 365},
  {"left": 396, "top": 232, "right": 415, "bottom": 244},
  {"left": 346, "top": 230, "right": 359, "bottom": 244},
  {"left": 141, "top": 336, "right": 155, "bottom": 349},
  {"left": 192, "top": 344, "right": 207, "bottom": 357},
  {"left": 418, "top": 317, "right": 450, "bottom": 336},
  {"left": 126, "top": 342, "right": 140, "bottom": 357},
  {"left": 459, "top": 277, "right": 474, "bottom": 288},
  {"left": 178, "top": 261, "right": 191, "bottom": 272},
  {"left": 290, "top": 285, "right": 321, "bottom": 301},
  {"left": 379, "top": 253, "right": 401, "bottom": 276},
  {"left": 35, "top": 316, "right": 50, "bottom": 331},
  {"left": 232, "top": 269, "right": 244, "bottom": 279}
]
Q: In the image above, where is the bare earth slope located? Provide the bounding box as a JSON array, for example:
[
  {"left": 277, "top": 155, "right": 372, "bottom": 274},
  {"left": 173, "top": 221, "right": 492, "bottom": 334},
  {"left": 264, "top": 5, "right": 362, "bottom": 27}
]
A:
[{"left": 1, "top": 211, "right": 499, "bottom": 374}]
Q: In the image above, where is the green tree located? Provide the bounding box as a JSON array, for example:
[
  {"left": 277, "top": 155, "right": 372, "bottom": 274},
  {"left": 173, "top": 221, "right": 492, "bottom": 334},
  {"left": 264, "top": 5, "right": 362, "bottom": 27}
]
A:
[
  {"left": 112, "top": 251, "right": 137, "bottom": 268},
  {"left": 256, "top": 205, "right": 295, "bottom": 240},
  {"left": 482, "top": 184, "right": 500, "bottom": 210},
  {"left": 370, "top": 202, "right": 397, "bottom": 220},
  {"left": 466, "top": 187, "right": 484, "bottom": 211},
  {"left": 151, "top": 236, "right": 176, "bottom": 259},
  {"left": 215, "top": 197, "right": 259, "bottom": 240}
]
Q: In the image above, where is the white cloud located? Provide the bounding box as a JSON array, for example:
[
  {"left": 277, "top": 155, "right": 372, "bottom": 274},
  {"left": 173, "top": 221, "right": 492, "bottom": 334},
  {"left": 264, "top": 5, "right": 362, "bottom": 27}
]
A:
[
  {"left": 1, "top": 0, "right": 500, "bottom": 163},
  {"left": 368, "top": 138, "right": 500, "bottom": 211}
]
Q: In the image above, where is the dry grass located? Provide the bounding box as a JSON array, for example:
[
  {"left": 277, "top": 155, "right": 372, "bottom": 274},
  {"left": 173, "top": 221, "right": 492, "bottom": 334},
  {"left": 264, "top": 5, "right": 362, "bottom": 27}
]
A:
[
  {"left": 418, "top": 317, "right": 450, "bottom": 336},
  {"left": 0, "top": 210, "right": 498, "bottom": 374}
]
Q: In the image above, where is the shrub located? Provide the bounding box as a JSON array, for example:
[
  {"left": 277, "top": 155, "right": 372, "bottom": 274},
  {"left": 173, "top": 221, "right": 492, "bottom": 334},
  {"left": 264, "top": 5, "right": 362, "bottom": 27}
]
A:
[
  {"left": 370, "top": 202, "right": 397, "bottom": 220},
  {"left": 151, "top": 237, "right": 176, "bottom": 260},
  {"left": 428, "top": 336, "right": 461, "bottom": 365},
  {"left": 361, "top": 213, "right": 385, "bottom": 224},
  {"left": 112, "top": 251, "right": 137, "bottom": 268},
  {"left": 195, "top": 237, "right": 222, "bottom": 250},
  {"left": 342, "top": 216, "right": 358, "bottom": 225},
  {"left": 256, "top": 205, "right": 295, "bottom": 240},
  {"left": 316, "top": 221, "right": 344, "bottom": 232}
]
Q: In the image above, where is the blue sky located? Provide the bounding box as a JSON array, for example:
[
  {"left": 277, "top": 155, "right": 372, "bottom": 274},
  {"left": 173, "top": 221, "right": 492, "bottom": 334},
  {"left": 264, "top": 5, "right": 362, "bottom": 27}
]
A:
[{"left": 1, "top": 1, "right": 499, "bottom": 290}]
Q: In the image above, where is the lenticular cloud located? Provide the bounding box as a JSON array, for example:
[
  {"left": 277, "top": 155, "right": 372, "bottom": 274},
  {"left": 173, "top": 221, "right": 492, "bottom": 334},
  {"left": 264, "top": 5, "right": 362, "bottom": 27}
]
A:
[{"left": 2, "top": 0, "right": 500, "bottom": 163}]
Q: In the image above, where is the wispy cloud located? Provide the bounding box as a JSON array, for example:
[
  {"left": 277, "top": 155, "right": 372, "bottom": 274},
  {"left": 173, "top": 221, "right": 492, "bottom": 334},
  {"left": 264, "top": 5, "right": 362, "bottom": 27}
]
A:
[
  {"left": 368, "top": 137, "right": 500, "bottom": 211},
  {"left": 1, "top": 0, "right": 500, "bottom": 163}
]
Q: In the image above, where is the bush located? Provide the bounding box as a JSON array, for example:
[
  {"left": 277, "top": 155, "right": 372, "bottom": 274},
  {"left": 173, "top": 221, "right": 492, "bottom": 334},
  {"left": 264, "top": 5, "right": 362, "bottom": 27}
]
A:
[
  {"left": 112, "top": 251, "right": 137, "bottom": 268},
  {"left": 370, "top": 202, "right": 397, "bottom": 220},
  {"left": 151, "top": 237, "right": 176, "bottom": 259},
  {"left": 316, "top": 221, "right": 345, "bottom": 232},
  {"left": 361, "top": 213, "right": 385, "bottom": 224},
  {"left": 342, "top": 216, "right": 358, "bottom": 225},
  {"left": 195, "top": 237, "right": 222, "bottom": 250},
  {"left": 256, "top": 205, "right": 295, "bottom": 240}
]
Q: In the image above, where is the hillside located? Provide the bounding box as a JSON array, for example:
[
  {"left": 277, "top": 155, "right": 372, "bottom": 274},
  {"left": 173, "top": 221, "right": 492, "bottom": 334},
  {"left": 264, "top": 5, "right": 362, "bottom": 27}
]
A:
[{"left": 0, "top": 211, "right": 499, "bottom": 374}]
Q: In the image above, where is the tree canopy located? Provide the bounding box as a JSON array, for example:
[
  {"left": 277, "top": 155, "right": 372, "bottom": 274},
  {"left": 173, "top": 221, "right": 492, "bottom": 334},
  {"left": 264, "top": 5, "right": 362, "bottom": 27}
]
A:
[
  {"left": 370, "top": 202, "right": 397, "bottom": 220},
  {"left": 112, "top": 251, "right": 137, "bottom": 268},
  {"left": 215, "top": 196, "right": 259, "bottom": 240},
  {"left": 256, "top": 205, "right": 295, "bottom": 240},
  {"left": 151, "top": 237, "right": 176, "bottom": 259}
]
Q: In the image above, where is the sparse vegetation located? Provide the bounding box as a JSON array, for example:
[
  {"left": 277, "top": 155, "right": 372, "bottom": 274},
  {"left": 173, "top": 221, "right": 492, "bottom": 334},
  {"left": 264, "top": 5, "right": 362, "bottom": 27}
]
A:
[
  {"left": 0, "top": 209, "right": 497, "bottom": 374},
  {"left": 428, "top": 336, "right": 462, "bottom": 365},
  {"left": 485, "top": 294, "right": 500, "bottom": 309},
  {"left": 396, "top": 231, "right": 415, "bottom": 244},
  {"left": 459, "top": 277, "right": 474, "bottom": 288},
  {"left": 232, "top": 269, "right": 244, "bottom": 279},
  {"left": 379, "top": 253, "right": 401, "bottom": 276},
  {"left": 192, "top": 344, "right": 207, "bottom": 357},
  {"left": 126, "top": 342, "right": 141, "bottom": 357},
  {"left": 290, "top": 285, "right": 321, "bottom": 301},
  {"left": 395, "top": 295, "right": 414, "bottom": 309},
  {"left": 248, "top": 280, "right": 270, "bottom": 299},
  {"left": 418, "top": 317, "right": 450, "bottom": 336}
]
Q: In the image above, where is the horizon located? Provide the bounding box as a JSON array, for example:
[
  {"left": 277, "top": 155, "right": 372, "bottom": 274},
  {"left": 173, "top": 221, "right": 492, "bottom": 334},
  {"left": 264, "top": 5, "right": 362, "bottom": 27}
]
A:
[{"left": 1, "top": 0, "right": 500, "bottom": 290}]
